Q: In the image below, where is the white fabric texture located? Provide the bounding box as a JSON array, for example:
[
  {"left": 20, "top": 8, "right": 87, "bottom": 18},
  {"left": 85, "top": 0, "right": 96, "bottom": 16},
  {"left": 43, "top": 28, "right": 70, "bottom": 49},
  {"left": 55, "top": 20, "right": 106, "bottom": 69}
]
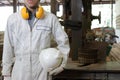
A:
[
  {"left": 49, "top": 66, "right": 64, "bottom": 75},
  {"left": 4, "top": 77, "right": 11, "bottom": 80},
  {"left": 2, "top": 10, "right": 70, "bottom": 80}
]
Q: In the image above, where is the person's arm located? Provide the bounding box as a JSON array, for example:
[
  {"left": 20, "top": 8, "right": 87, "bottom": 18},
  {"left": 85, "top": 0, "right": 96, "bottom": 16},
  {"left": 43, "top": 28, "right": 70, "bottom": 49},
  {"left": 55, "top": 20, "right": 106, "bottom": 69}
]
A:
[
  {"left": 2, "top": 15, "right": 14, "bottom": 77},
  {"left": 49, "top": 14, "right": 70, "bottom": 75}
]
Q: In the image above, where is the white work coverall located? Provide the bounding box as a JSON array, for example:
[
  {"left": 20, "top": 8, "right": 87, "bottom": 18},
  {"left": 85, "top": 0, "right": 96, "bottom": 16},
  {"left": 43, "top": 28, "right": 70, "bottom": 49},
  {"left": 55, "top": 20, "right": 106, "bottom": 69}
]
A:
[{"left": 2, "top": 11, "right": 70, "bottom": 80}]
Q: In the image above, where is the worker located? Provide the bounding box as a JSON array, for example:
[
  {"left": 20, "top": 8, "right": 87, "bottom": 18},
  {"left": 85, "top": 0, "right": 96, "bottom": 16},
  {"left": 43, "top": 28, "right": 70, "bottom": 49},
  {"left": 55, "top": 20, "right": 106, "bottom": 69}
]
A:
[{"left": 2, "top": 0, "right": 70, "bottom": 80}]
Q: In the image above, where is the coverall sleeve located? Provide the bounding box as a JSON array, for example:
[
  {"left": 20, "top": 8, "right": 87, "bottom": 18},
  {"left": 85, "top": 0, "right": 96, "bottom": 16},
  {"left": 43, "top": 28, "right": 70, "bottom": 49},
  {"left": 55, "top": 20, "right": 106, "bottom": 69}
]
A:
[
  {"left": 2, "top": 16, "right": 14, "bottom": 75},
  {"left": 51, "top": 15, "right": 70, "bottom": 68}
]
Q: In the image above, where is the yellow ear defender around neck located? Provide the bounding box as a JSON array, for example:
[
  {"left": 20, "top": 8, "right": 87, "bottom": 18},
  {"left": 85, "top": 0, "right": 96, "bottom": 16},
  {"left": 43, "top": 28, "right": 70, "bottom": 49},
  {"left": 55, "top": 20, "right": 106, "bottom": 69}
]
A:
[{"left": 21, "top": 6, "right": 44, "bottom": 20}]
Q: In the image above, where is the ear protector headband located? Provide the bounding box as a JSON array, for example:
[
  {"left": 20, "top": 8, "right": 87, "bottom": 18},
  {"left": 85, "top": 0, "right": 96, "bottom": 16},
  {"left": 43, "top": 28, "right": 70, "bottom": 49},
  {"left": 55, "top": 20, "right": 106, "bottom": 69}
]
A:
[{"left": 21, "top": 6, "right": 44, "bottom": 20}]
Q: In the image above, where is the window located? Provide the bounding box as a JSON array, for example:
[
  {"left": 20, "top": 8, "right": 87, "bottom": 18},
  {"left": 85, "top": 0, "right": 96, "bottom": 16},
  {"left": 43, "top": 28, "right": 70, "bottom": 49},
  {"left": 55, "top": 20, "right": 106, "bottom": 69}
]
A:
[
  {"left": 91, "top": 4, "right": 116, "bottom": 29},
  {"left": 0, "top": 6, "right": 13, "bottom": 31}
]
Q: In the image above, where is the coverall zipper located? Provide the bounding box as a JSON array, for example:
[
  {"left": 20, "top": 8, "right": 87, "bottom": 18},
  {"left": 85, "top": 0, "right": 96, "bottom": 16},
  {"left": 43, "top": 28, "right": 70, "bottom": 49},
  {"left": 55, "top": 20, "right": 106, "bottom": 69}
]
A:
[
  {"left": 29, "top": 19, "right": 38, "bottom": 79},
  {"left": 28, "top": 20, "right": 33, "bottom": 79}
]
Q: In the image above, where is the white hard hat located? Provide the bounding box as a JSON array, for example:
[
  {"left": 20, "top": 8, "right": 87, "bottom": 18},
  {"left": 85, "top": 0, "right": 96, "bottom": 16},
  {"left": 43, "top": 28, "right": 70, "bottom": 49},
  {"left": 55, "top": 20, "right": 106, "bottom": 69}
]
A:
[{"left": 39, "top": 48, "right": 63, "bottom": 71}]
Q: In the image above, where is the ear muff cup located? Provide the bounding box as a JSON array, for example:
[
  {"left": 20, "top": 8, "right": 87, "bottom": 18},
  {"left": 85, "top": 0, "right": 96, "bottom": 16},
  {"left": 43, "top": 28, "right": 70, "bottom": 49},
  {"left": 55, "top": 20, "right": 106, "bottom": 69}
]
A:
[
  {"left": 35, "top": 6, "right": 44, "bottom": 19},
  {"left": 21, "top": 6, "right": 44, "bottom": 20},
  {"left": 21, "top": 7, "right": 29, "bottom": 20}
]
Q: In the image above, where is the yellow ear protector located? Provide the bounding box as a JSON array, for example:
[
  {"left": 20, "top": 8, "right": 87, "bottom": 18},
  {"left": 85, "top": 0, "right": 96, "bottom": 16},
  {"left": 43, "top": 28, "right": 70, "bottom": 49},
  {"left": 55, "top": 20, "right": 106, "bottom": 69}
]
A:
[{"left": 21, "top": 6, "right": 44, "bottom": 20}]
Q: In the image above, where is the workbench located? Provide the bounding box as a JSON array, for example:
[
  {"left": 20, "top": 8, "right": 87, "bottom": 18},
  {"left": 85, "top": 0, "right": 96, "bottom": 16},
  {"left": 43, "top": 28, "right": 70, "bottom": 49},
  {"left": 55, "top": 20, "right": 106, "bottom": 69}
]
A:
[{"left": 52, "top": 60, "right": 120, "bottom": 80}]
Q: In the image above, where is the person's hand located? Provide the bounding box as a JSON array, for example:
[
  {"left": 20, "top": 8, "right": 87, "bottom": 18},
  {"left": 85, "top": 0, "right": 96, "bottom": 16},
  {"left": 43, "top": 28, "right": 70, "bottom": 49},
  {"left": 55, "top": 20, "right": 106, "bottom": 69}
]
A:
[
  {"left": 49, "top": 66, "right": 64, "bottom": 76},
  {"left": 4, "top": 77, "right": 11, "bottom": 80}
]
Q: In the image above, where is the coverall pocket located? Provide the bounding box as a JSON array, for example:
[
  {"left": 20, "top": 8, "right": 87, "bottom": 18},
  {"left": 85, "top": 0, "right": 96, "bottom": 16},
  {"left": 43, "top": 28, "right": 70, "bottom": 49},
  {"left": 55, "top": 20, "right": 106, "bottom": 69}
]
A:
[{"left": 36, "top": 25, "right": 51, "bottom": 31}]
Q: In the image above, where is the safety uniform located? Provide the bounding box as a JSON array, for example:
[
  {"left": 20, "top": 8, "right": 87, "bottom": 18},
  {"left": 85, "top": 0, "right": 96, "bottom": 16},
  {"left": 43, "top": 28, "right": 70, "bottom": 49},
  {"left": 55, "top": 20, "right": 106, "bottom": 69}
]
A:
[{"left": 2, "top": 11, "right": 70, "bottom": 80}]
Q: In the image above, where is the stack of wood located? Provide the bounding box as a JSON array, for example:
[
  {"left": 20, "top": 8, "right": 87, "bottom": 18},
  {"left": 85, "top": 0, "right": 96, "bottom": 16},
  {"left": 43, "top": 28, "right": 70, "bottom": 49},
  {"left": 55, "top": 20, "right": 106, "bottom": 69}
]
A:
[
  {"left": 0, "top": 31, "right": 4, "bottom": 44},
  {"left": 0, "top": 32, "right": 3, "bottom": 78},
  {"left": 109, "top": 43, "right": 120, "bottom": 61}
]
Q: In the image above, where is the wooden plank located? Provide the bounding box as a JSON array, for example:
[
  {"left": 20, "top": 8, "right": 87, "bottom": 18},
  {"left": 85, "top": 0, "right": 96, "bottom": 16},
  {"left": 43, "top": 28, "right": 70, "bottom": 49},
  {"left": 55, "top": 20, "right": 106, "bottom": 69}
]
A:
[
  {"left": 64, "top": 59, "right": 120, "bottom": 72},
  {"left": 53, "top": 59, "right": 120, "bottom": 80}
]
